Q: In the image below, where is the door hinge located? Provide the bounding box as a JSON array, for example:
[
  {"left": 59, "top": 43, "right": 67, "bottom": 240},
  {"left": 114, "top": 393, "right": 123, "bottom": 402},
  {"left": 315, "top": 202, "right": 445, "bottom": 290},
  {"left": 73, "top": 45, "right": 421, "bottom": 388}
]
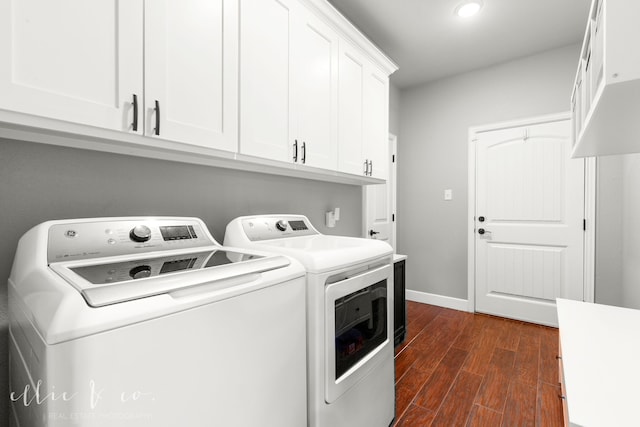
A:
[
  {"left": 392, "top": 213, "right": 395, "bottom": 222},
  {"left": 583, "top": 219, "right": 586, "bottom": 231},
  {"left": 392, "top": 154, "right": 396, "bottom": 163}
]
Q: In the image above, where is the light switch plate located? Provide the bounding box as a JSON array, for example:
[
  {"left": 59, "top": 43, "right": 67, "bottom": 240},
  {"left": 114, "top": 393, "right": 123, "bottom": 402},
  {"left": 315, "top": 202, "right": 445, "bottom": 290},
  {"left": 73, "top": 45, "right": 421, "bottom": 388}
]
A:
[{"left": 444, "top": 189, "right": 452, "bottom": 200}]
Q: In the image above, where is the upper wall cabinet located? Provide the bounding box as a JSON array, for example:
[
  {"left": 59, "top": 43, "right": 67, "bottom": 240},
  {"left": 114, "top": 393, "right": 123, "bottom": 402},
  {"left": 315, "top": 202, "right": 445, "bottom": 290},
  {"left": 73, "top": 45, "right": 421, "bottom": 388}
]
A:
[
  {"left": 337, "top": 41, "right": 389, "bottom": 180},
  {"left": 0, "top": 0, "right": 238, "bottom": 152},
  {"left": 239, "top": 0, "right": 338, "bottom": 170},
  {"left": 0, "top": 0, "right": 144, "bottom": 133},
  {"left": 571, "top": 0, "right": 640, "bottom": 158},
  {"left": 144, "top": 0, "right": 238, "bottom": 151}
]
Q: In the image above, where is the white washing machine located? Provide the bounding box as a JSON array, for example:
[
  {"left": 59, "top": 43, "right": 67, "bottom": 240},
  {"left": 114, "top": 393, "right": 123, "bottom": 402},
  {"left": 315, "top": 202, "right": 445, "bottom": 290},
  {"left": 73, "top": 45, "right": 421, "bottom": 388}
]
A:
[
  {"left": 9, "top": 217, "right": 307, "bottom": 427},
  {"left": 224, "top": 215, "right": 395, "bottom": 427}
]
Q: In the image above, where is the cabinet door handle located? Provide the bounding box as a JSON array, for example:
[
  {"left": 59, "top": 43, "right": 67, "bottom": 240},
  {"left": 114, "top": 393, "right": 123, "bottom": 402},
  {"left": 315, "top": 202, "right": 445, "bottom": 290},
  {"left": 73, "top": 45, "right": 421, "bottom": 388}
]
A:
[
  {"left": 302, "top": 142, "right": 306, "bottom": 164},
  {"left": 154, "top": 100, "right": 160, "bottom": 136},
  {"left": 368, "top": 160, "right": 373, "bottom": 176},
  {"left": 363, "top": 159, "right": 368, "bottom": 175},
  {"left": 131, "top": 94, "right": 139, "bottom": 132},
  {"left": 293, "top": 140, "right": 298, "bottom": 162}
]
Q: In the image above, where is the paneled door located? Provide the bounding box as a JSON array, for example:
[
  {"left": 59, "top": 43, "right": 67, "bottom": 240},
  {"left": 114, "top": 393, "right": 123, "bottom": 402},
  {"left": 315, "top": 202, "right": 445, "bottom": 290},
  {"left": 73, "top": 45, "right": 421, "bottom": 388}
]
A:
[
  {"left": 365, "top": 135, "right": 396, "bottom": 249},
  {"left": 0, "top": 0, "right": 143, "bottom": 132},
  {"left": 474, "top": 119, "right": 585, "bottom": 326},
  {"left": 239, "top": 0, "right": 294, "bottom": 162},
  {"left": 291, "top": 7, "right": 338, "bottom": 170},
  {"left": 145, "top": 0, "right": 238, "bottom": 151}
]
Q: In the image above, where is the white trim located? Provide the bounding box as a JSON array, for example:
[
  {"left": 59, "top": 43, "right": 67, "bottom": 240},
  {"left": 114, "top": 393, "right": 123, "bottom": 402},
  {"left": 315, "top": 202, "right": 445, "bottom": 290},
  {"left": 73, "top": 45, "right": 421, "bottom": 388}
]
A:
[
  {"left": 467, "top": 112, "right": 596, "bottom": 315},
  {"left": 299, "top": 0, "right": 398, "bottom": 75},
  {"left": 406, "top": 290, "right": 468, "bottom": 312},
  {"left": 467, "top": 127, "right": 477, "bottom": 313},
  {"left": 468, "top": 111, "right": 572, "bottom": 135},
  {"left": 583, "top": 157, "right": 597, "bottom": 302},
  {"left": 389, "top": 134, "right": 398, "bottom": 252}
]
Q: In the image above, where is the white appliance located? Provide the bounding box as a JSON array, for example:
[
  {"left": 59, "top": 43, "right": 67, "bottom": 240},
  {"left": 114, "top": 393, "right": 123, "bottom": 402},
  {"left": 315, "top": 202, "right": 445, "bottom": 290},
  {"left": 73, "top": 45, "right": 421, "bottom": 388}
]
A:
[
  {"left": 224, "top": 214, "right": 395, "bottom": 427},
  {"left": 9, "top": 217, "right": 307, "bottom": 427}
]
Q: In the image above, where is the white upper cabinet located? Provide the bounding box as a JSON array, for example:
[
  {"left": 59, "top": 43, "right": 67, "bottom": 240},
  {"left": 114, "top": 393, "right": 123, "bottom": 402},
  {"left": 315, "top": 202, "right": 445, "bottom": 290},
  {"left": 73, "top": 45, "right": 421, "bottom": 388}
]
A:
[
  {"left": 145, "top": 0, "right": 238, "bottom": 151},
  {"left": 0, "top": 0, "right": 237, "bottom": 152},
  {"left": 338, "top": 41, "right": 389, "bottom": 180},
  {"left": 291, "top": 8, "right": 339, "bottom": 170},
  {"left": 571, "top": 0, "right": 640, "bottom": 157},
  {"left": 239, "top": 0, "right": 294, "bottom": 163},
  {"left": 364, "top": 66, "right": 389, "bottom": 180},
  {"left": 338, "top": 41, "right": 366, "bottom": 176},
  {"left": 0, "top": 0, "right": 143, "bottom": 133},
  {"left": 239, "top": 0, "right": 338, "bottom": 170},
  {"left": 0, "top": 0, "right": 397, "bottom": 183}
]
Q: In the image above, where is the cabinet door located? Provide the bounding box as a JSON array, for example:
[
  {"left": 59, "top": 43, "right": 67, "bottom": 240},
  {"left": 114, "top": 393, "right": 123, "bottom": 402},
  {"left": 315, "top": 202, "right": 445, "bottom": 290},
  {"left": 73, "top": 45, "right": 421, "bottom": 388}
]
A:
[
  {"left": 337, "top": 41, "right": 366, "bottom": 176},
  {"left": 363, "top": 66, "right": 389, "bottom": 180},
  {"left": 145, "top": 0, "right": 238, "bottom": 151},
  {"left": 292, "top": 8, "right": 339, "bottom": 170},
  {"left": 239, "top": 0, "right": 295, "bottom": 162},
  {"left": 0, "top": 0, "right": 143, "bottom": 133}
]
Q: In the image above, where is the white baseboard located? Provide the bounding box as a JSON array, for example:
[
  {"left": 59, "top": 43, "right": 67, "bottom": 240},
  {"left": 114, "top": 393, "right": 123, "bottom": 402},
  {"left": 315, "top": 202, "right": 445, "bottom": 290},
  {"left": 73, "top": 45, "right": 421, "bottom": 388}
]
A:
[{"left": 406, "top": 289, "right": 469, "bottom": 312}]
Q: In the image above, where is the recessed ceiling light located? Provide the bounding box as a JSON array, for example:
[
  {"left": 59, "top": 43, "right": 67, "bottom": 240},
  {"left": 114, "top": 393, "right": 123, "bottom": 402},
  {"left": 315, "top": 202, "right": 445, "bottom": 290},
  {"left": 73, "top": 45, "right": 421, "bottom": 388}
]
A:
[{"left": 455, "top": 1, "right": 483, "bottom": 18}]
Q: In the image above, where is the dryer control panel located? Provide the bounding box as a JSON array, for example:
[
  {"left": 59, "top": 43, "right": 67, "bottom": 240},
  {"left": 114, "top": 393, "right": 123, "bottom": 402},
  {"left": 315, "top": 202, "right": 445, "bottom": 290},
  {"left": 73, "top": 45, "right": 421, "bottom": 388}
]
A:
[
  {"left": 47, "top": 218, "right": 216, "bottom": 263},
  {"left": 240, "top": 215, "right": 318, "bottom": 241}
]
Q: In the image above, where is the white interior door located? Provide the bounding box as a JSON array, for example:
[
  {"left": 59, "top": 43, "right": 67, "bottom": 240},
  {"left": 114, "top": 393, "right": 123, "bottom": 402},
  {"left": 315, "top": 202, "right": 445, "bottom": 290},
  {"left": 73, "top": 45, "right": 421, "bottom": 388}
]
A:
[
  {"left": 474, "top": 119, "right": 584, "bottom": 326},
  {"left": 365, "top": 135, "right": 396, "bottom": 250}
]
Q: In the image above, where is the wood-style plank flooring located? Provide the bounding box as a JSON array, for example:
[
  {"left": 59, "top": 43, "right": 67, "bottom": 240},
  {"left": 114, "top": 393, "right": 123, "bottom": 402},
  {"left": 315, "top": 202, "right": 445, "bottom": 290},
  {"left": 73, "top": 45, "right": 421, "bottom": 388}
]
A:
[{"left": 394, "top": 301, "right": 563, "bottom": 426}]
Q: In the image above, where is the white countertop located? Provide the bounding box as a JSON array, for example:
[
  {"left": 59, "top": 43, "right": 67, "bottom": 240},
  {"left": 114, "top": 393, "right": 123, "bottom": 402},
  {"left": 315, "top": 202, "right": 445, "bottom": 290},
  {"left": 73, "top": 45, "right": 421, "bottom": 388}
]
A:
[
  {"left": 393, "top": 254, "right": 407, "bottom": 263},
  {"left": 557, "top": 298, "right": 640, "bottom": 427}
]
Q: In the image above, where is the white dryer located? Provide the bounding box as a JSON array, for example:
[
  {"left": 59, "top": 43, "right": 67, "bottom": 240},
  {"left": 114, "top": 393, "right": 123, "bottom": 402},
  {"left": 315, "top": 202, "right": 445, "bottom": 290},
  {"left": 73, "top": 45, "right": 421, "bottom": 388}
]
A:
[
  {"left": 9, "top": 217, "right": 307, "bottom": 427},
  {"left": 225, "top": 214, "right": 395, "bottom": 427}
]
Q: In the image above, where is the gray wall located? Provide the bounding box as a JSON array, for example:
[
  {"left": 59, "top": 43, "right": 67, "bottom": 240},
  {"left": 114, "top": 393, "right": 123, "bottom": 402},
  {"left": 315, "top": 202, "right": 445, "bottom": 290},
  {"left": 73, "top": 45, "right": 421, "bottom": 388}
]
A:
[
  {"left": 622, "top": 154, "right": 640, "bottom": 306},
  {"left": 596, "top": 153, "right": 640, "bottom": 308},
  {"left": 397, "top": 43, "right": 580, "bottom": 300},
  {"left": 595, "top": 156, "right": 624, "bottom": 305},
  {"left": 0, "top": 138, "right": 363, "bottom": 422}
]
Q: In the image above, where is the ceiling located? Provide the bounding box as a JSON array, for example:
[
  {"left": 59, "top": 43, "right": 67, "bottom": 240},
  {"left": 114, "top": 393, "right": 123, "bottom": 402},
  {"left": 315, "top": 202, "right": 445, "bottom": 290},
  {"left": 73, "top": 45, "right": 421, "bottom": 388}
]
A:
[{"left": 326, "top": 0, "right": 591, "bottom": 89}]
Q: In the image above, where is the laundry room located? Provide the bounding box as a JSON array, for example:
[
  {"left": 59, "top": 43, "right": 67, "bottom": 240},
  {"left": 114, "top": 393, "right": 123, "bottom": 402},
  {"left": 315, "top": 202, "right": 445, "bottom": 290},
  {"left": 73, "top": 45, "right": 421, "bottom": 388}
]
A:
[{"left": 1, "top": 0, "right": 639, "bottom": 426}]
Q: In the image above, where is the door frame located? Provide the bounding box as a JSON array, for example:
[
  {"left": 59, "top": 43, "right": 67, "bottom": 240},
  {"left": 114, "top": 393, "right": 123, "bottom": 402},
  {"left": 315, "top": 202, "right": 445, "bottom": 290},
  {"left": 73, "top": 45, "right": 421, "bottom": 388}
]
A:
[
  {"left": 362, "top": 133, "right": 397, "bottom": 251},
  {"left": 466, "top": 112, "right": 596, "bottom": 313}
]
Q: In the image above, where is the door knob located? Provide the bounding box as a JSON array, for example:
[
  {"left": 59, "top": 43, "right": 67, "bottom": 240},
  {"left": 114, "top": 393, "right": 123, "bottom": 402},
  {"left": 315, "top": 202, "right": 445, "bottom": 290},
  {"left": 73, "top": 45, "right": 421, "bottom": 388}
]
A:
[
  {"left": 369, "top": 230, "right": 380, "bottom": 237},
  {"left": 478, "top": 228, "right": 486, "bottom": 235}
]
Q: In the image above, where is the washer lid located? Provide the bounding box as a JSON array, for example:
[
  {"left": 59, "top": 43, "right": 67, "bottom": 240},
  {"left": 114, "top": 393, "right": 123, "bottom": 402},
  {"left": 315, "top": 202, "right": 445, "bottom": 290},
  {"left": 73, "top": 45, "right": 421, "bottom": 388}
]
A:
[
  {"left": 254, "top": 235, "right": 392, "bottom": 273},
  {"left": 50, "top": 248, "right": 290, "bottom": 307}
]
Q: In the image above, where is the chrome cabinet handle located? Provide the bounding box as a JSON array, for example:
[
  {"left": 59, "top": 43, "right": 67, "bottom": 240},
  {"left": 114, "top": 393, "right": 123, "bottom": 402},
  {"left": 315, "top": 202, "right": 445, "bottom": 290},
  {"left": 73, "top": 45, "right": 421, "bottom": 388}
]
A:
[
  {"left": 363, "top": 159, "right": 368, "bottom": 175},
  {"left": 153, "top": 100, "right": 160, "bottom": 136},
  {"left": 368, "top": 160, "right": 373, "bottom": 176},
  {"left": 131, "top": 94, "right": 139, "bottom": 132},
  {"left": 293, "top": 140, "right": 298, "bottom": 162}
]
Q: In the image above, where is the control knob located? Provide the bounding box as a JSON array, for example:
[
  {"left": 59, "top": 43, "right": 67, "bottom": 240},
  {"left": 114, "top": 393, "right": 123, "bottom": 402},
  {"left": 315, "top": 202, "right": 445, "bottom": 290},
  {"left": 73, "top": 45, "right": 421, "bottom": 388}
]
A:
[
  {"left": 130, "top": 224, "right": 152, "bottom": 242},
  {"left": 275, "top": 220, "right": 288, "bottom": 231},
  {"left": 129, "top": 265, "right": 152, "bottom": 280}
]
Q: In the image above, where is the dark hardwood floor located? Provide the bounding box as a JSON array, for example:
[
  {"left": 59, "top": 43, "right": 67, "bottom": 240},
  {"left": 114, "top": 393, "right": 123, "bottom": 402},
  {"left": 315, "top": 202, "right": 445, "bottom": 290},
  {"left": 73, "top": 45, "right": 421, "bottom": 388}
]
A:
[{"left": 394, "top": 301, "right": 564, "bottom": 426}]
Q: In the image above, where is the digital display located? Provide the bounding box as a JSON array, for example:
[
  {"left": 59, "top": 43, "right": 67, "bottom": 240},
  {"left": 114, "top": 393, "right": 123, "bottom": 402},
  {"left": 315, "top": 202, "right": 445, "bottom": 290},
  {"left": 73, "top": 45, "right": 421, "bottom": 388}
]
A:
[
  {"left": 160, "top": 225, "right": 196, "bottom": 241},
  {"left": 289, "top": 220, "right": 308, "bottom": 231},
  {"left": 160, "top": 258, "right": 197, "bottom": 274}
]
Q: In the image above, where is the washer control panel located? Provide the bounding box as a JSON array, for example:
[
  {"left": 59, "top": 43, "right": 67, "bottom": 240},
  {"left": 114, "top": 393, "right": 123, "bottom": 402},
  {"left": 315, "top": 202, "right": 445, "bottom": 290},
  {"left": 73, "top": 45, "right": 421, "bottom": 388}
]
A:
[
  {"left": 241, "top": 215, "right": 318, "bottom": 241},
  {"left": 47, "top": 218, "right": 215, "bottom": 263}
]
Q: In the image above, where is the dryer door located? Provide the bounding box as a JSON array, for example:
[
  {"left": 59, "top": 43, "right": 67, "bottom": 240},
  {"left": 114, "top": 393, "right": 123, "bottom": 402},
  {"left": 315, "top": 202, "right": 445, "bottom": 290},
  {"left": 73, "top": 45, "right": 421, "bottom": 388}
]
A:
[{"left": 324, "top": 263, "right": 392, "bottom": 403}]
